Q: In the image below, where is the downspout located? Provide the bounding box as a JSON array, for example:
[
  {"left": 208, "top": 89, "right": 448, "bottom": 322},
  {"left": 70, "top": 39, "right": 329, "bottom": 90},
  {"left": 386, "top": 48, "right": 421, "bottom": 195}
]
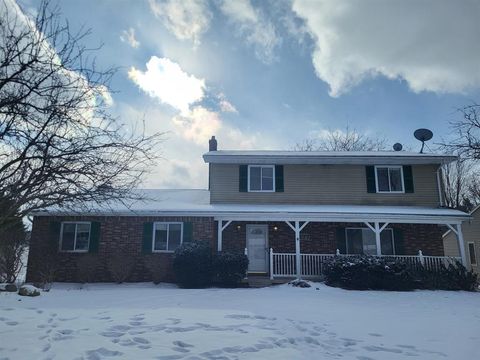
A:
[{"left": 436, "top": 165, "right": 444, "bottom": 207}]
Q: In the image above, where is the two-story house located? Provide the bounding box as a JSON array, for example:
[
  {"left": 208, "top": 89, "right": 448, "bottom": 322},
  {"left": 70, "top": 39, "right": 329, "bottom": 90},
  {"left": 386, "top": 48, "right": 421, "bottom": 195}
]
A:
[{"left": 26, "top": 136, "right": 470, "bottom": 284}]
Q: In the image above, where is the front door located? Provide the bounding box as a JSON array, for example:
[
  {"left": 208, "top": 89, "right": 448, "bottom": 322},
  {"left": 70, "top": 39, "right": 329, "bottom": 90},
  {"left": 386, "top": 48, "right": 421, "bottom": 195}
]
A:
[{"left": 246, "top": 224, "right": 268, "bottom": 273}]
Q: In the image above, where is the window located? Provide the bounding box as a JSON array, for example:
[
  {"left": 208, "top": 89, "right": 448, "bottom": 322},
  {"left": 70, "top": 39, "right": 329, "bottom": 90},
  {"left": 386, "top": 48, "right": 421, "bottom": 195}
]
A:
[
  {"left": 468, "top": 242, "right": 477, "bottom": 266},
  {"left": 375, "top": 166, "right": 404, "bottom": 193},
  {"left": 153, "top": 222, "right": 183, "bottom": 252},
  {"left": 248, "top": 165, "right": 275, "bottom": 192},
  {"left": 345, "top": 228, "right": 395, "bottom": 255},
  {"left": 60, "top": 222, "right": 91, "bottom": 252}
]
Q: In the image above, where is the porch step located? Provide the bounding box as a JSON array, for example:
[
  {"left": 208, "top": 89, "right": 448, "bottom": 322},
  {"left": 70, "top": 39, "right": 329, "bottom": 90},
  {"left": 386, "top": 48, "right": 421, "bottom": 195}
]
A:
[{"left": 245, "top": 276, "right": 273, "bottom": 288}]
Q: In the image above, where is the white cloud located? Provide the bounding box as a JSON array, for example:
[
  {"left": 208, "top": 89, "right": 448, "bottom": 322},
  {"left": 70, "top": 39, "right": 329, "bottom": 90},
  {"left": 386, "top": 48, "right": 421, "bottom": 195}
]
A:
[
  {"left": 128, "top": 57, "right": 206, "bottom": 114},
  {"left": 217, "top": 0, "right": 280, "bottom": 63},
  {"left": 217, "top": 93, "right": 238, "bottom": 113},
  {"left": 292, "top": 0, "right": 480, "bottom": 96},
  {"left": 172, "top": 106, "right": 222, "bottom": 145},
  {"left": 120, "top": 27, "right": 140, "bottom": 48},
  {"left": 149, "top": 0, "right": 211, "bottom": 46}
]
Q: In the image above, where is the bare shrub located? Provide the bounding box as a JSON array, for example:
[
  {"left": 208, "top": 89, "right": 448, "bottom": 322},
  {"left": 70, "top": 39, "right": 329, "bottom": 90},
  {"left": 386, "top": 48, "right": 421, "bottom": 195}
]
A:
[
  {"left": 144, "top": 256, "right": 164, "bottom": 285},
  {"left": 36, "top": 253, "right": 58, "bottom": 291},
  {"left": 107, "top": 248, "right": 135, "bottom": 283},
  {"left": 76, "top": 255, "right": 100, "bottom": 283}
]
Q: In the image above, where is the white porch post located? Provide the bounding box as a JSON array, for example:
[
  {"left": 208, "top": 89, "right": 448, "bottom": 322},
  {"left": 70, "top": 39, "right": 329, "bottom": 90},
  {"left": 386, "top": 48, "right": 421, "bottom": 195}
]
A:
[
  {"left": 364, "top": 221, "right": 389, "bottom": 256},
  {"left": 456, "top": 224, "right": 467, "bottom": 266},
  {"left": 217, "top": 220, "right": 232, "bottom": 252},
  {"left": 446, "top": 223, "right": 467, "bottom": 267},
  {"left": 374, "top": 222, "right": 382, "bottom": 256},
  {"left": 295, "top": 221, "right": 301, "bottom": 279},
  {"left": 286, "top": 220, "right": 309, "bottom": 279}
]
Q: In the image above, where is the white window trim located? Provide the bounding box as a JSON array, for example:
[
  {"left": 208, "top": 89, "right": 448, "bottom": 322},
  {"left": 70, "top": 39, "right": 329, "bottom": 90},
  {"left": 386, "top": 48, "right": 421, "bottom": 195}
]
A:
[
  {"left": 152, "top": 222, "right": 184, "bottom": 253},
  {"left": 345, "top": 227, "right": 395, "bottom": 255},
  {"left": 467, "top": 242, "right": 477, "bottom": 266},
  {"left": 374, "top": 165, "right": 405, "bottom": 194},
  {"left": 59, "top": 221, "right": 91, "bottom": 253},
  {"left": 247, "top": 165, "right": 275, "bottom": 192}
]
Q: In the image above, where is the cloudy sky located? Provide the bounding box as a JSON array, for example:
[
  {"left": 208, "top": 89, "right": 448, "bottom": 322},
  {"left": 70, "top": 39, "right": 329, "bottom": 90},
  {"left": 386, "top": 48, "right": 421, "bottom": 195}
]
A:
[{"left": 19, "top": 0, "right": 480, "bottom": 189}]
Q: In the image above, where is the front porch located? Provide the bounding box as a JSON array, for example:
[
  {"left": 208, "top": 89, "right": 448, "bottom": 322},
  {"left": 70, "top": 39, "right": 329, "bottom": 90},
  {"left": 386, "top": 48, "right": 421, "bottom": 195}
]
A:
[
  {"left": 269, "top": 250, "right": 462, "bottom": 280},
  {"left": 214, "top": 206, "right": 469, "bottom": 281}
]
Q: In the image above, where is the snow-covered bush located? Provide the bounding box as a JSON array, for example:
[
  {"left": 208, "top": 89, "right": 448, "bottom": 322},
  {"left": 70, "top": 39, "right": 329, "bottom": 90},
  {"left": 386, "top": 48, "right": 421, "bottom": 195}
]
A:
[
  {"left": 213, "top": 252, "right": 248, "bottom": 287},
  {"left": 173, "top": 241, "right": 213, "bottom": 288},
  {"left": 414, "top": 261, "right": 477, "bottom": 291},
  {"left": 324, "top": 256, "right": 415, "bottom": 291},
  {"left": 324, "top": 256, "right": 478, "bottom": 291}
]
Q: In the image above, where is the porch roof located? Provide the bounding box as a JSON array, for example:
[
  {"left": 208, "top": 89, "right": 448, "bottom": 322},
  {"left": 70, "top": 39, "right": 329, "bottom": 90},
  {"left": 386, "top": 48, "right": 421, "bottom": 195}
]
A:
[{"left": 31, "top": 189, "right": 469, "bottom": 225}]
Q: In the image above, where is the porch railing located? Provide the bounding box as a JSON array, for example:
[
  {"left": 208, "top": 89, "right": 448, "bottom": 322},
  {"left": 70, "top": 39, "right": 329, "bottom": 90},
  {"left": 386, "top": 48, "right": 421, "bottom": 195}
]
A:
[{"left": 270, "top": 249, "right": 462, "bottom": 279}]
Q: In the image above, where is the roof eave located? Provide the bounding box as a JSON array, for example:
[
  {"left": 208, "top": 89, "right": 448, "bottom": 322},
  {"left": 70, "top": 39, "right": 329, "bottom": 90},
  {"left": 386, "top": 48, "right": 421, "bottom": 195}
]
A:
[
  {"left": 31, "top": 209, "right": 470, "bottom": 224},
  {"left": 202, "top": 154, "right": 457, "bottom": 165}
]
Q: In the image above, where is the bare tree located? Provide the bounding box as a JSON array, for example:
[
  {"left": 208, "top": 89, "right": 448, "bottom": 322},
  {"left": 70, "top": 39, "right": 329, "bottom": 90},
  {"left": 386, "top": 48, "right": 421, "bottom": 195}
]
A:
[
  {"left": 441, "top": 155, "right": 479, "bottom": 211},
  {"left": 0, "top": 198, "right": 27, "bottom": 283},
  {"left": 294, "top": 126, "right": 387, "bottom": 151},
  {"left": 439, "top": 103, "right": 480, "bottom": 210},
  {"left": 446, "top": 104, "right": 480, "bottom": 159},
  {"left": 0, "top": 0, "right": 161, "bottom": 226}
]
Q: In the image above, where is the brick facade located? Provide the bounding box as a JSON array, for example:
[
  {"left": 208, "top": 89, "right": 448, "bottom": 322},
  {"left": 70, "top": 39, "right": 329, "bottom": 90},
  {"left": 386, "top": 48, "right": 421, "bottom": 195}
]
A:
[
  {"left": 221, "top": 221, "right": 444, "bottom": 256},
  {"left": 26, "top": 216, "right": 215, "bottom": 283},
  {"left": 27, "top": 216, "right": 444, "bottom": 283}
]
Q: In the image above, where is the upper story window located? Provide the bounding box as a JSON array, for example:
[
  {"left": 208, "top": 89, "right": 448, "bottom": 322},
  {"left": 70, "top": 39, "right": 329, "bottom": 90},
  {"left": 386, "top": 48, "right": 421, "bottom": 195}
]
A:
[
  {"left": 153, "top": 222, "right": 183, "bottom": 252},
  {"left": 60, "top": 222, "right": 91, "bottom": 252},
  {"left": 375, "top": 166, "right": 404, "bottom": 193},
  {"left": 248, "top": 165, "right": 275, "bottom": 192}
]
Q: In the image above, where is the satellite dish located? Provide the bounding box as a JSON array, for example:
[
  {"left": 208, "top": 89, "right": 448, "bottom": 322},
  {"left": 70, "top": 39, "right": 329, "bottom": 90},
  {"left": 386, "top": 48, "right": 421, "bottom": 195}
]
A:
[
  {"left": 393, "top": 143, "right": 403, "bottom": 151},
  {"left": 414, "top": 128, "right": 433, "bottom": 153}
]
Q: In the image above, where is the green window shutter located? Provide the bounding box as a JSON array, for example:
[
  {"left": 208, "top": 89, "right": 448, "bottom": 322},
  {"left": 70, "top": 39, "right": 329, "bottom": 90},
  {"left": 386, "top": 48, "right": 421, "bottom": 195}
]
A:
[
  {"left": 403, "top": 165, "right": 414, "bottom": 193},
  {"left": 239, "top": 165, "right": 248, "bottom": 192},
  {"left": 89, "top": 221, "right": 101, "bottom": 253},
  {"left": 393, "top": 228, "right": 405, "bottom": 255},
  {"left": 335, "top": 227, "right": 347, "bottom": 254},
  {"left": 365, "top": 166, "right": 376, "bottom": 193},
  {"left": 275, "top": 165, "right": 284, "bottom": 192},
  {"left": 49, "top": 221, "right": 61, "bottom": 250},
  {"left": 183, "top": 222, "right": 193, "bottom": 243},
  {"left": 142, "top": 222, "right": 153, "bottom": 254}
]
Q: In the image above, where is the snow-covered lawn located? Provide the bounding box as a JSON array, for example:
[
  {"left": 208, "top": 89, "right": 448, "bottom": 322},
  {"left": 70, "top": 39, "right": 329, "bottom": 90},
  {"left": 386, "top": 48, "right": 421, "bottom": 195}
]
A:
[{"left": 0, "top": 283, "right": 479, "bottom": 360}]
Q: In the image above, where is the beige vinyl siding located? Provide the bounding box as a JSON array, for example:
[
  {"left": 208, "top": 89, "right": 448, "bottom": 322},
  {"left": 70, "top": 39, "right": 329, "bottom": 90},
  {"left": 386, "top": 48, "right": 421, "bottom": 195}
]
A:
[
  {"left": 443, "top": 207, "right": 480, "bottom": 273},
  {"left": 210, "top": 163, "right": 440, "bottom": 206}
]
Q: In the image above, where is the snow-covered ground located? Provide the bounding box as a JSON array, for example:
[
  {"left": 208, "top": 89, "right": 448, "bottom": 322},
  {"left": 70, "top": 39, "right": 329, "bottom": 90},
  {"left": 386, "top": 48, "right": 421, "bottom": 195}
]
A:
[{"left": 0, "top": 283, "right": 479, "bottom": 360}]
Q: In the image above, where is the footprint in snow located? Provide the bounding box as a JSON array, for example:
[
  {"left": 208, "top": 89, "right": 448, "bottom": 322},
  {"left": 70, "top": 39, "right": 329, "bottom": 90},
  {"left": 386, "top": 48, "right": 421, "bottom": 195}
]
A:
[
  {"left": 129, "top": 321, "right": 143, "bottom": 326},
  {"left": 172, "top": 340, "right": 194, "bottom": 348},
  {"left": 100, "top": 331, "right": 124, "bottom": 338},
  {"left": 85, "top": 347, "right": 123, "bottom": 360},
  {"left": 155, "top": 355, "right": 184, "bottom": 360},
  {"left": 363, "top": 345, "right": 403, "bottom": 354},
  {"left": 171, "top": 347, "right": 190, "bottom": 353},
  {"left": 133, "top": 337, "right": 150, "bottom": 345},
  {"left": 109, "top": 325, "right": 130, "bottom": 331}
]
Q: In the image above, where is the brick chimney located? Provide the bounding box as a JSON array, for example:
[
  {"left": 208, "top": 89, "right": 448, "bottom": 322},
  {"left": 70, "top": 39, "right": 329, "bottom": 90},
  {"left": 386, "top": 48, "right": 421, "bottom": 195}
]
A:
[{"left": 209, "top": 136, "right": 217, "bottom": 151}]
